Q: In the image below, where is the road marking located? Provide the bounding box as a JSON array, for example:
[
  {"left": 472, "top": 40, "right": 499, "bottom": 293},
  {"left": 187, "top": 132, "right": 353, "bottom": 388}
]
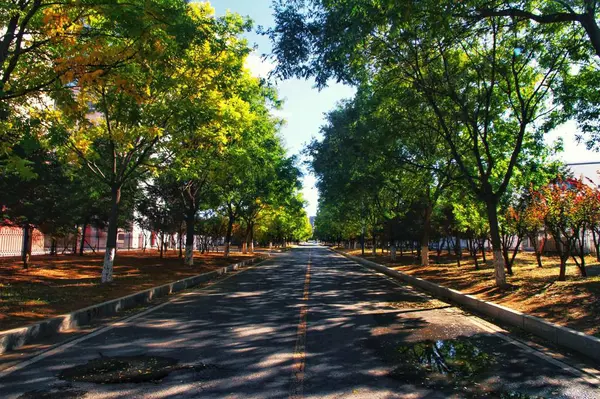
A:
[
  {"left": 0, "top": 259, "right": 270, "bottom": 382},
  {"left": 328, "top": 250, "right": 600, "bottom": 388},
  {"left": 289, "top": 250, "right": 312, "bottom": 399}
]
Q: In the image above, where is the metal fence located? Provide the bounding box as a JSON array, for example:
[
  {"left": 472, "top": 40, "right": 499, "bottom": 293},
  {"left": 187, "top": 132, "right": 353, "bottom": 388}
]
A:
[
  {"left": 0, "top": 225, "right": 245, "bottom": 259},
  {"left": 0, "top": 226, "right": 149, "bottom": 258}
]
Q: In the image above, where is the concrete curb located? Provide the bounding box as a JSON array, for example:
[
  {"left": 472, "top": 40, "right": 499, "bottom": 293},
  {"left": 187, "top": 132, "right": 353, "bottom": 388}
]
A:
[
  {"left": 0, "top": 257, "right": 261, "bottom": 355},
  {"left": 333, "top": 249, "right": 600, "bottom": 362}
]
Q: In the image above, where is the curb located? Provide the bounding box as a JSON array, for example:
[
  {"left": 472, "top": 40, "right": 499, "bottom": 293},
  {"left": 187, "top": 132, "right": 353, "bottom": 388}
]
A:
[
  {"left": 0, "top": 257, "right": 261, "bottom": 355},
  {"left": 333, "top": 249, "right": 600, "bottom": 363}
]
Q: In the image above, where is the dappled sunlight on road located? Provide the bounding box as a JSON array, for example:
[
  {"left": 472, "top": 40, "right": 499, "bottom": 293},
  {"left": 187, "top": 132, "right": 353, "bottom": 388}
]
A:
[{"left": 0, "top": 248, "right": 597, "bottom": 398}]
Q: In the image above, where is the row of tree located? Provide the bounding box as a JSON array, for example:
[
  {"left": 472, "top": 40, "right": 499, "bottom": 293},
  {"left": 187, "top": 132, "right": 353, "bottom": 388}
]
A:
[
  {"left": 0, "top": 1, "right": 311, "bottom": 282},
  {"left": 267, "top": 0, "right": 600, "bottom": 287}
]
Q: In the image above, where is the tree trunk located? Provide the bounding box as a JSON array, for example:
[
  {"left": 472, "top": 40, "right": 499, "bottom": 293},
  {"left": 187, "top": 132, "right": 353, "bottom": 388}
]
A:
[
  {"left": 361, "top": 226, "right": 365, "bottom": 255},
  {"left": 178, "top": 223, "right": 184, "bottom": 259},
  {"left": 592, "top": 228, "right": 600, "bottom": 262},
  {"left": 79, "top": 217, "right": 89, "bottom": 256},
  {"left": 224, "top": 213, "right": 234, "bottom": 257},
  {"left": 185, "top": 210, "right": 195, "bottom": 266},
  {"left": 159, "top": 232, "right": 164, "bottom": 258},
  {"left": 102, "top": 185, "right": 121, "bottom": 283},
  {"left": 372, "top": 231, "right": 376, "bottom": 255},
  {"left": 504, "top": 238, "right": 521, "bottom": 276},
  {"left": 481, "top": 240, "right": 487, "bottom": 263},
  {"left": 558, "top": 255, "right": 567, "bottom": 281},
  {"left": 575, "top": 229, "right": 588, "bottom": 277},
  {"left": 436, "top": 238, "right": 445, "bottom": 262},
  {"left": 142, "top": 231, "right": 147, "bottom": 252},
  {"left": 485, "top": 199, "right": 507, "bottom": 287},
  {"left": 421, "top": 205, "right": 432, "bottom": 266},
  {"left": 390, "top": 242, "right": 397, "bottom": 261},
  {"left": 470, "top": 238, "right": 480, "bottom": 270},
  {"left": 249, "top": 225, "right": 255, "bottom": 254},
  {"left": 528, "top": 233, "right": 544, "bottom": 268},
  {"left": 72, "top": 226, "right": 78, "bottom": 254},
  {"left": 20, "top": 225, "right": 31, "bottom": 267},
  {"left": 51, "top": 237, "right": 57, "bottom": 256},
  {"left": 535, "top": 249, "right": 543, "bottom": 268},
  {"left": 501, "top": 235, "right": 512, "bottom": 276},
  {"left": 455, "top": 235, "right": 462, "bottom": 267},
  {"left": 242, "top": 224, "right": 251, "bottom": 254}
]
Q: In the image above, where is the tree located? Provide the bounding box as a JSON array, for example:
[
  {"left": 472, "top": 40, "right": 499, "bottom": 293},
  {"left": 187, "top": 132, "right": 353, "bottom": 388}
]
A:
[
  {"left": 536, "top": 177, "right": 591, "bottom": 280},
  {"left": 164, "top": 4, "right": 252, "bottom": 265},
  {"left": 0, "top": 133, "right": 76, "bottom": 267},
  {"left": 453, "top": 197, "right": 490, "bottom": 270},
  {"left": 0, "top": 0, "right": 194, "bottom": 174},
  {"left": 214, "top": 76, "right": 285, "bottom": 257},
  {"left": 269, "top": 1, "right": 568, "bottom": 287},
  {"left": 475, "top": 1, "right": 599, "bottom": 57},
  {"left": 52, "top": 2, "right": 220, "bottom": 282},
  {"left": 136, "top": 177, "right": 182, "bottom": 259}
]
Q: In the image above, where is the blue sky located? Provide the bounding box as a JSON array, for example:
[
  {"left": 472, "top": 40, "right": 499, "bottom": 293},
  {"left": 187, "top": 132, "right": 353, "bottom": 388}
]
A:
[{"left": 210, "top": 0, "right": 599, "bottom": 217}]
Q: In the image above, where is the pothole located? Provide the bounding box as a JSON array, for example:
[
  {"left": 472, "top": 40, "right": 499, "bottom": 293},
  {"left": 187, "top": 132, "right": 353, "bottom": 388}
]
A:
[
  {"left": 56, "top": 355, "right": 223, "bottom": 384},
  {"left": 18, "top": 385, "right": 86, "bottom": 399},
  {"left": 386, "top": 298, "right": 449, "bottom": 310}
]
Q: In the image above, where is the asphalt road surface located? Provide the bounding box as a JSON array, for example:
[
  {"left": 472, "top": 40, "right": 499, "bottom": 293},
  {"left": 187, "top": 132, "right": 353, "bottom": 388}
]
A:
[{"left": 1, "top": 246, "right": 599, "bottom": 398}]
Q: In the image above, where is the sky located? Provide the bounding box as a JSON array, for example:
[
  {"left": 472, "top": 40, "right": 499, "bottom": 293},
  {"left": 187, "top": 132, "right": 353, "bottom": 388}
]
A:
[{"left": 210, "top": 0, "right": 600, "bottom": 217}]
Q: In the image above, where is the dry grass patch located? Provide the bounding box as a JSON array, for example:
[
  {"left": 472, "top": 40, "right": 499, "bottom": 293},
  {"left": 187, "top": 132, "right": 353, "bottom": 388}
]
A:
[
  {"left": 0, "top": 250, "right": 258, "bottom": 331},
  {"left": 344, "top": 248, "right": 600, "bottom": 336}
]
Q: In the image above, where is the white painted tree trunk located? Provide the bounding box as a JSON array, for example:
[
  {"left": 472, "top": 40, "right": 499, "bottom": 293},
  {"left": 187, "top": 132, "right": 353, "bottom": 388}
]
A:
[
  {"left": 391, "top": 245, "right": 397, "bottom": 261},
  {"left": 102, "top": 248, "right": 116, "bottom": 283},
  {"left": 224, "top": 242, "right": 230, "bottom": 257},
  {"left": 493, "top": 249, "right": 506, "bottom": 286},
  {"left": 421, "top": 245, "right": 429, "bottom": 266},
  {"left": 185, "top": 244, "right": 194, "bottom": 266},
  {"left": 250, "top": 240, "right": 254, "bottom": 253}
]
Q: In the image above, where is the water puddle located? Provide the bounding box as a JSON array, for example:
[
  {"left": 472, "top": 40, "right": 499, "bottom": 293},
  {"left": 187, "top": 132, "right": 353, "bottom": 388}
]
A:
[
  {"left": 58, "top": 355, "right": 223, "bottom": 384},
  {"left": 387, "top": 338, "right": 493, "bottom": 384},
  {"left": 381, "top": 337, "right": 545, "bottom": 398}
]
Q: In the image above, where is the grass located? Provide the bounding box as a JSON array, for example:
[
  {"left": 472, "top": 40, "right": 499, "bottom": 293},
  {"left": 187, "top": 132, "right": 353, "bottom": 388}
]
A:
[
  {"left": 0, "top": 249, "right": 259, "bottom": 331},
  {"left": 342, "top": 248, "right": 600, "bottom": 336}
]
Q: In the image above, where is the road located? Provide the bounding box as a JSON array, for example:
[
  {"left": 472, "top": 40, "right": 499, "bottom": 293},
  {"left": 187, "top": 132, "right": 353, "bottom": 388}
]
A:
[{"left": 0, "top": 246, "right": 598, "bottom": 398}]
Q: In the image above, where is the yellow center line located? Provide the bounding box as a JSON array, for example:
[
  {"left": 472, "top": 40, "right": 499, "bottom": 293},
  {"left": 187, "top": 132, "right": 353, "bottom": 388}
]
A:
[{"left": 289, "top": 250, "right": 312, "bottom": 399}]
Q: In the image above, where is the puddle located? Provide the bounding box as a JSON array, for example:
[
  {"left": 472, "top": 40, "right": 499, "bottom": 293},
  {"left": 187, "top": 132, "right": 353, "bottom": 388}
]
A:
[
  {"left": 389, "top": 339, "right": 494, "bottom": 385},
  {"left": 380, "top": 338, "right": 545, "bottom": 398},
  {"left": 388, "top": 338, "right": 493, "bottom": 383}
]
